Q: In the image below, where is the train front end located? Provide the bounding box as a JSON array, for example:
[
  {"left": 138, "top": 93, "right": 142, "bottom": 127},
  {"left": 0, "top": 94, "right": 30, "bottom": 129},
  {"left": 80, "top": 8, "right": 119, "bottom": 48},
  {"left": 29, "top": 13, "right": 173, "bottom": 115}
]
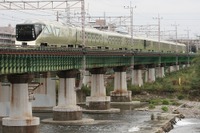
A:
[{"left": 15, "top": 23, "right": 43, "bottom": 46}]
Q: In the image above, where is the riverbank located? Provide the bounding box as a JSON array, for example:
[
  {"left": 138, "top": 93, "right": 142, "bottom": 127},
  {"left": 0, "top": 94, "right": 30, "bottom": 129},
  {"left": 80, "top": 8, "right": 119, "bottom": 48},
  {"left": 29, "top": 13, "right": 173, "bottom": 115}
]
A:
[
  {"left": 133, "top": 99, "right": 200, "bottom": 133},
  {"left": 173, "top": 100, "right": 200, "bottom": 118}
]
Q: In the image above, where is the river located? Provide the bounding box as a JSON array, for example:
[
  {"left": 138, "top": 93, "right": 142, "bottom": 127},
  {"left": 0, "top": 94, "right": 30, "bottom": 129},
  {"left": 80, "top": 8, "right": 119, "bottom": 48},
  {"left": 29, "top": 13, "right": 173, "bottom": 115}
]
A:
[
  {"left": 37, "top": 110, "right": 151, "bottom": 133},
  {"left": 1, "top": 104, "right": 200, "bottom": 133},
  {"left": 169, "top": 118, "right": 200, "bottom": 133}
]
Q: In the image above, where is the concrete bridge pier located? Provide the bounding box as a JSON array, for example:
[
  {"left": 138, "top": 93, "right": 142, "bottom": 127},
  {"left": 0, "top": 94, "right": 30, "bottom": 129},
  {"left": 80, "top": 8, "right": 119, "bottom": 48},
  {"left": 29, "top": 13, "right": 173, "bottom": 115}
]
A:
[
  {"left": 111, "top": 66, "right": 131, "bottom": 102},
  {"left": 0, "top": 85, "right": 10, "bottom": 118},
  {"left": 175, "top": 64, "right": 180, "bottom": 71},
  {"left": 182, "top": 64, "right": 186, "bottom": 68},
  {"left": 0, "top": 76, "right": 10, "bottom": 118},
  {"left": 83, "top": 70, "right": 91, "bottom": 87},
  {"left": 169, "top": 64, "right": 176, "bottom": 73},
  {"left": 131, "top": 65, "right": 143, "bottom": 87},
  {"left": 2, "top": 73, "right": 39, "bottom": 133},
  {"left": 32, "top": 72, "right": 56, "bottom": 110},
  {"left": 144, "top": 69, "right": 148, "bottom": 83},
  {"left": 147, "top": 64, "right": 156, "bottom": 83},
  {"left": 156, "top": 64, "right": 165, "bottom": 78},
  {"left": 53, "top": 70, "right": 82, "bottom": 121},
  {"left": 187, "top": 63, "right": 191, "bottom": 67},
  {"left": 86, "top": 68, "right": 111, "bottom": 110},
  {"left": 155, "top": 67, "right": 160, "bottom": 78}
]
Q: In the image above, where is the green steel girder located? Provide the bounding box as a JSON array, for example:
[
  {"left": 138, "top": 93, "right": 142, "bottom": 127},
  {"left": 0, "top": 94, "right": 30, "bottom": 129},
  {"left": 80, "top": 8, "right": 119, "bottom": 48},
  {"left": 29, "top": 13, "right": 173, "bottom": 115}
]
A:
[
  {"left": 160, "top": 56, "right": 177, "bottom": 64},
  {"left": 86, "top": 56, "right": 132, "bottom": 69},
  {"left": 0, "top": 54, "right": 83, "bottom": 75},
  {"left": 0, "top": 47, "right": 196, "bottom": 75},
  {"left": 178, "top": 56, "right": 189, "bottom": 64},
  {"left": 134, "top": 56, "right": 159, "bottom": 65}
]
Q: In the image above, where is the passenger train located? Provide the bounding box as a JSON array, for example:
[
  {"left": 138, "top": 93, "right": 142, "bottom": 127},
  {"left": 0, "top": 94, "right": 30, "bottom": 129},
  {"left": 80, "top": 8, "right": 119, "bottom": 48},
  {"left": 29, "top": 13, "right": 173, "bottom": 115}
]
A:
[{"left": 15, "top": 20, "right": 186, "bottom": 53}]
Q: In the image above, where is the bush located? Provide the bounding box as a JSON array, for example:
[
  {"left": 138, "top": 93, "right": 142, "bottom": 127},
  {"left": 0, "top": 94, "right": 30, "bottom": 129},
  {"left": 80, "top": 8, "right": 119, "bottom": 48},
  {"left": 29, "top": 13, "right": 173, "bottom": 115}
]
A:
[
  {"left": 127, "top": 82, "right": 143, "bottom": 94},
  {"left": 161, "top": 106, "right": 168, "bottom": 112},
  {"left": 177, "top": 94, "right": 185, "bottom": 100},
  {"left": 162, "top": 99, "right": 170, "bottom": 105},
  {"left": 149, "top": 99, "right": 162, "bottom": 105},
  {"left": 149, "top": 104, "right": 155, "bottom": 109},
  {"left": 171, "top": 100, "right": 181, "bottom": 106}
]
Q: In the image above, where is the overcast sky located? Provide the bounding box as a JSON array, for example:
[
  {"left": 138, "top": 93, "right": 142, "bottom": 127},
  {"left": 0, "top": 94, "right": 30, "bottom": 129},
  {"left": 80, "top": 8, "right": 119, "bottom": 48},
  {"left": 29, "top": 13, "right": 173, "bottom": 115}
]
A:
[
  {"left": 86, "top": 0, "right": 200, "bottom": 39},
  {"left": 0, "top": 0, "right": 200, "bottom": 39}
]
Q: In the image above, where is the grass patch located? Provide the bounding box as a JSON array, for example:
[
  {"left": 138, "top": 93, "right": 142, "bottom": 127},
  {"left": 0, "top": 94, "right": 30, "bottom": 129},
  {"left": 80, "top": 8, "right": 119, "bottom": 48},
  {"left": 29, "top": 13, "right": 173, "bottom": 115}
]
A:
[{"left": 161, "top": 106, "right": 169, "bottom": 112}]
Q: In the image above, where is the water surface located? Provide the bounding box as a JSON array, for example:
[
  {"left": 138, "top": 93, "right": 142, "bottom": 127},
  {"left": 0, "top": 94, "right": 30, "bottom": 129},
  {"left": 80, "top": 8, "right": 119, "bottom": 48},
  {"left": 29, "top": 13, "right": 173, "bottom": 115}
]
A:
[{"left": 169, "top": 118, "right": 200, "bottom": 133}]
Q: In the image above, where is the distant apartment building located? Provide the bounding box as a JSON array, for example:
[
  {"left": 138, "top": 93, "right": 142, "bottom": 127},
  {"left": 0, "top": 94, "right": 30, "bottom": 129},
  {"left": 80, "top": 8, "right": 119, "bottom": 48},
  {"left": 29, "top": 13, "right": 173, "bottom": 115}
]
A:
[{"left": 0, "top": 24, "right": 15, "bottom": 45}]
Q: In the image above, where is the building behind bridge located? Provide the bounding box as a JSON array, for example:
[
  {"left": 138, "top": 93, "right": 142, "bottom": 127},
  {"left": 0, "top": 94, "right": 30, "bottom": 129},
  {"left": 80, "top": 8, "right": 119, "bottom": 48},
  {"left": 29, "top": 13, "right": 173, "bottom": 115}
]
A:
[{"left": 0, "top": 24, "right": 15, "bottom": 45}]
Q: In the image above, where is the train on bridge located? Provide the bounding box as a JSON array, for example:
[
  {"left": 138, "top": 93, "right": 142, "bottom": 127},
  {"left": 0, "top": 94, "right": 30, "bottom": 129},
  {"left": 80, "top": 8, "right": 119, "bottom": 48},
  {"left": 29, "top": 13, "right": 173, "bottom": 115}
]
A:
[{"left": 15, "top": 20, "right": 186, "bottom": 53}]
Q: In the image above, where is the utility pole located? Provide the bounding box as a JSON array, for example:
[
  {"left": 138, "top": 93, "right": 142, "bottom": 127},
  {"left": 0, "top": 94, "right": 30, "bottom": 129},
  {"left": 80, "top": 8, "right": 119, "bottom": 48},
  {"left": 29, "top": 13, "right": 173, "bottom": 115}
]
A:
[
  {"left": 185, "top": 28, "right": 190, "bottom": 53},
  {"left": 81, "top": 0, "right": 85, "bottom": 46},
  {"left": 196, "top": 35, "right": 200, "bottom": 52},
  {"left": 130, "top": 2, "right": 133, "bottom": 45},
  {"left": 171, "top": 23, "right": 179, "bottom": 52},
  {"left": 56, "top": 11, "right": 59, "bottom": 22},
  {"left": 66, "top": 1, "right": 70, "bottom": 24},
  {"left": 124, "top": 1, "right": 136, "bottom": 45},
  {"left": 153, "top": 14, "right": 163, "bottom": 51}
]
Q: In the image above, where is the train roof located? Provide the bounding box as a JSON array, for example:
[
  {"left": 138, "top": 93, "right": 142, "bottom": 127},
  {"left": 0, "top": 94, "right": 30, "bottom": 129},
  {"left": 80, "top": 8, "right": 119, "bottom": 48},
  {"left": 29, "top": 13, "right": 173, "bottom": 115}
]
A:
[{"left": 135, "top": 36, "right": 186, "bottom": 47}]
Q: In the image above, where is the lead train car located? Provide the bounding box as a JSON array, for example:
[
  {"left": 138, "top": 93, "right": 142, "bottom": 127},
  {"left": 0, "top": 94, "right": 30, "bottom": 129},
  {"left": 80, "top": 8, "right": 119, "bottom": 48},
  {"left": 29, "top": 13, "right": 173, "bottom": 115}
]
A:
[{"left": 15, "top": 20, "right": 186, "bottom": 53}]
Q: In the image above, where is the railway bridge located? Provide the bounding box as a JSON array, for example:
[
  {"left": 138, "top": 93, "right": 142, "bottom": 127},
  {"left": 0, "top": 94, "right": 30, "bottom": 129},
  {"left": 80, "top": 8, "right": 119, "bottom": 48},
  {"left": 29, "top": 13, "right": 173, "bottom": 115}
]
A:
[{"left": 0, "top": 45, "right": 195, "bottom": 133}]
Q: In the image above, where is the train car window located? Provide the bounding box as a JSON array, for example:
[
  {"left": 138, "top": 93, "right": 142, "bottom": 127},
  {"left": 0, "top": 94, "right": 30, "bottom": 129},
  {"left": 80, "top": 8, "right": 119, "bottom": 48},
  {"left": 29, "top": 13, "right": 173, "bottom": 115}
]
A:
[
  {"left": 43, "top": 26, "right": 52, "bottom": 35},
  {"left": 16, "top": 24, "right": 36, "bottom": 41},
  {"left": 34, "top": 24, "right": 43, "bottom": 37}
]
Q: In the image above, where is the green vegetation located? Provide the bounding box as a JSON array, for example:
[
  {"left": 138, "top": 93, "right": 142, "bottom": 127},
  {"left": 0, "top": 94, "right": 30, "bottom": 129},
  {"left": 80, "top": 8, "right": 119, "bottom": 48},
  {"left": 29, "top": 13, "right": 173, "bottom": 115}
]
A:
[
  {"left": 177, "top": 94, "right": 185, "bottom": 100},
  {"left": 127, "top": 67, "right": 194, "bottom": 95},
  {"left": 149, "top": 104, "right": 156, "bottom": 109},
  {"left": 162, "top": 99, "right": 170, "bottom": 105},
  {"left": 161, "top": 106, "right": 169, "bottom": 112},
  {"left": 80, "top": 55, "right": 200, "bottom": 103},
  {"left": 147, "top": 98, "right": 176, "bottom": 110},
  {"left": 127, "top": 55, "right": 200, "bottom": 101}
]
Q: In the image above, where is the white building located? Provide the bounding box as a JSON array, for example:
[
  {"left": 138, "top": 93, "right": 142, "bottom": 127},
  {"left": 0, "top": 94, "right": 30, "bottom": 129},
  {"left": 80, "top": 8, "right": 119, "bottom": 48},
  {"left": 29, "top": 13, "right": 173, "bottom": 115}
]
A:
[{"left": 0, "top": 24, "right": 15, "bottom": 45}]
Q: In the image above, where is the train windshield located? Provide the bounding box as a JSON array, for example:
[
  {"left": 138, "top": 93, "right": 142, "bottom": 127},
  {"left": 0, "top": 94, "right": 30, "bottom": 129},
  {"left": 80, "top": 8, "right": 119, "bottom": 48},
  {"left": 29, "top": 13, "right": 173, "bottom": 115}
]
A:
[{"left": 16, "top": 24, "right": 44, "bottom": 41}]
